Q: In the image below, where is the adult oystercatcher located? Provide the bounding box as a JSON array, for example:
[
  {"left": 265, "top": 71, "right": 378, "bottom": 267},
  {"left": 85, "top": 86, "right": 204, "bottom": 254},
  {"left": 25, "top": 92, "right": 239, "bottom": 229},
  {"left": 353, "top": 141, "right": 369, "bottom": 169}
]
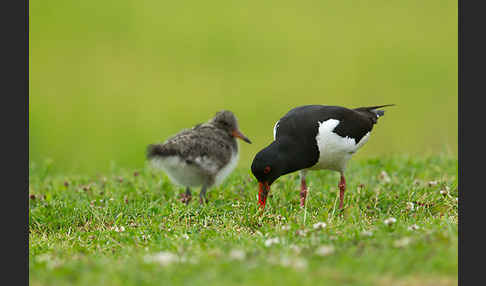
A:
[
  {"left": 251, "top": 104, "right": 393, "bottom": 210},
  {"left": 147, "top": 110, "right": 251, "bottom": 204}
]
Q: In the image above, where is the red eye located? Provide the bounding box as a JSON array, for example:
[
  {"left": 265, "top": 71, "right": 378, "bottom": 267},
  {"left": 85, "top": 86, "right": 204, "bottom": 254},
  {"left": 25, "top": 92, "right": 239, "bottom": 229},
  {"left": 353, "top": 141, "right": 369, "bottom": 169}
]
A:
[{"left": 264, "top": 166, "right": 271, "bottom": 174}]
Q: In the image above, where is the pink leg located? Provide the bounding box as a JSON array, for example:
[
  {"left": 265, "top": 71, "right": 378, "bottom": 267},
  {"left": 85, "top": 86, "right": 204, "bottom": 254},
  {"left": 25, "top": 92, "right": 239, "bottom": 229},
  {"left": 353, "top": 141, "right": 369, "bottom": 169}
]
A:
[
  {"left": 338, "top": 173, "right": 346, "bottom": 209},
  {"left": 300, "top": 174, "right": 308, "bottom": 207}
]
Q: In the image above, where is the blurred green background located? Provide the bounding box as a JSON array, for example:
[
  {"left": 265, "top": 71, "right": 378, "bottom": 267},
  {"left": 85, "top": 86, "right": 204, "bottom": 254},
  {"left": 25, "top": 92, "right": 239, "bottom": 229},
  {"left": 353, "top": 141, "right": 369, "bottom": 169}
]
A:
[{"left": 29, "top": 0, "right": 457, "bottom": 175}]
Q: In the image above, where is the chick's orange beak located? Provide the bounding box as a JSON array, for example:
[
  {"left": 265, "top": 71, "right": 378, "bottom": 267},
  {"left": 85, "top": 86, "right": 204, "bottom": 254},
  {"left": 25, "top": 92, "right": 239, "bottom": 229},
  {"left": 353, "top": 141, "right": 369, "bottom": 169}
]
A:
[{"left": 232, "top": 130, "right": 252, "bottom": 144}]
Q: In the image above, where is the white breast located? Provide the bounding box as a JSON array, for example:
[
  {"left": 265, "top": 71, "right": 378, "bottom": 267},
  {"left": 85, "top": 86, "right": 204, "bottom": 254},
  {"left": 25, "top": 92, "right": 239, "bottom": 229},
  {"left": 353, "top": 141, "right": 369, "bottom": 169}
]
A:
[
  {"left": 213, "top": 151, "right": 239, "bottom": 186},
  {"left": 309, "top": 119, "right": 370, "bottom": 172}
]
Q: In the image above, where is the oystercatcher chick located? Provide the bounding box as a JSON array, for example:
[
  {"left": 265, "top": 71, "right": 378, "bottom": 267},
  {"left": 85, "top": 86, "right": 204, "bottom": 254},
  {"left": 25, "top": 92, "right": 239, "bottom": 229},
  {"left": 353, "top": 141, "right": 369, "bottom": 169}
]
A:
[
  {"left": 147, "top": 110, "right": 251, "bottom": 204},
  {"left": 251, "top": 104, "right": 393, "bottom": 210}
]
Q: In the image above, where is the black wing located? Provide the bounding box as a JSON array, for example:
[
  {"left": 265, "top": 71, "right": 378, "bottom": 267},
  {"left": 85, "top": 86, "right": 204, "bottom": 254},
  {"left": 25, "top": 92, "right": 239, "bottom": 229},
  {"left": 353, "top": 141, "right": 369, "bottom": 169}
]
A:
[{"left": 275, "top": 105, "right": 378, "bottom": 144}]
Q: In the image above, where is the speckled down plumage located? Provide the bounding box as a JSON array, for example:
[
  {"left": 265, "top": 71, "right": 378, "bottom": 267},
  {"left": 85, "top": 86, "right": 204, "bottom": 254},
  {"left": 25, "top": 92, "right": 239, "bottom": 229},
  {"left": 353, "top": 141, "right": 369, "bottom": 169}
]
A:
[
  {"left": 146, "top": 110, "right": 243, "bottom": 188},
  {"left": 148, "top": 124, "right": 237, "bottom": 171}
]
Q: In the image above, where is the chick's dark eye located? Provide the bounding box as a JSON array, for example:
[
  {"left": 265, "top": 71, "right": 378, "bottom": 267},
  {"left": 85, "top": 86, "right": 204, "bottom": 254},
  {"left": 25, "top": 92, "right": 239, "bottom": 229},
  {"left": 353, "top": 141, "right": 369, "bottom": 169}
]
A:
[{"left": 264, "top": 166, "right": 271, "bottom": 174}]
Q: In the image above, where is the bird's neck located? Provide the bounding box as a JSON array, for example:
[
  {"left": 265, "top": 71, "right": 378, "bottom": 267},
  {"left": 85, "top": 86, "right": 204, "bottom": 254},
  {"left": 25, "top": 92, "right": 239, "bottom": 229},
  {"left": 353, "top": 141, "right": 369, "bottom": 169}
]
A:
[{"left": 273, "top": 137, "right": 318, "bottom": 176}]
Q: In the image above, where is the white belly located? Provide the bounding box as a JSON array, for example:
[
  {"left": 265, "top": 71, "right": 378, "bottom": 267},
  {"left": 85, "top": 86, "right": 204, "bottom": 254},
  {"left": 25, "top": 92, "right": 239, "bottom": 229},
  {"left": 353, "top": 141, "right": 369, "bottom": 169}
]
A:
[
  {"left": 309, "top": 119, "right": 370, "bottom": 172},
  {"left": 150, "top": 156, "right": 210, "bottom": 187},
  {"left": 150, "top": 151, "right": 239, "bottom": 187},
  {"left": 213, "top": 151, "right": 239, "bottom": 186}
]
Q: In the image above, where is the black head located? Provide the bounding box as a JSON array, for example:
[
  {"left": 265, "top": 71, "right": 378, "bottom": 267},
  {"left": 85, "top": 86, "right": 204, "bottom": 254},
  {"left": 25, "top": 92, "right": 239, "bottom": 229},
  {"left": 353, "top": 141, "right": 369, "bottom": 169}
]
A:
[
  {"left": 251, "top": 137, "right": 316, "bottom": 210},
  {"left": 210, "top": 110, "right": 251, "bottom": 144},
  {"left": 251, "top": 142, "right": 288, "bottom": 209},
  {"left": 251, "top": 144, "right": 283, "bottom": 186}
]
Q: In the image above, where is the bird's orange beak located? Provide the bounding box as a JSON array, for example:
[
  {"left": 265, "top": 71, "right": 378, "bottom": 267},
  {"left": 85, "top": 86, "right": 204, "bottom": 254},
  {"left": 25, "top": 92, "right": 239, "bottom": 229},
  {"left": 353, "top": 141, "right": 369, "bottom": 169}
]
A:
[
  {"left": 258, "top": 181, "right": 270, "bottom": 209},
  {"left": 232, "top": 129, "right": 252, "bottom": 144}
]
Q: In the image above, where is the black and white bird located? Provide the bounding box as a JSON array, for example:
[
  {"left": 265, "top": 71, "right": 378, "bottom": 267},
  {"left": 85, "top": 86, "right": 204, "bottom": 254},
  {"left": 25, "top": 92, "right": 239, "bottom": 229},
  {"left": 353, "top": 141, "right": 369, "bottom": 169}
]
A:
[
  {"left": 251, "top": 104, "right": 393, "bottom": 210},
  {"left": 147, "top": 110, "right": 251, "bottom": 204}
]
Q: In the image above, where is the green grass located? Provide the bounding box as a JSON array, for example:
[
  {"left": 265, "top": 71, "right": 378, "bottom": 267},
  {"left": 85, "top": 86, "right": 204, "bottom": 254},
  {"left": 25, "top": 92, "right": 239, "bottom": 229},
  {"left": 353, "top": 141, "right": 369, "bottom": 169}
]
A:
[{"left": 29, "top": 154, "right": 458, "bottom": 286}]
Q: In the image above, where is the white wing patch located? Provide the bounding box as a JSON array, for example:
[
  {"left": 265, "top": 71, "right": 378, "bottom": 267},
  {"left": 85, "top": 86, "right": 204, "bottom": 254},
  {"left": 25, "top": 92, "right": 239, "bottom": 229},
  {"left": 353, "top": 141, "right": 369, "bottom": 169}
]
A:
[
  {"left": 310, "top": 119, "right": 370, "bottom": 172},
  {"left": 273, "top": 121, "right": 280, "bottom": 140}
]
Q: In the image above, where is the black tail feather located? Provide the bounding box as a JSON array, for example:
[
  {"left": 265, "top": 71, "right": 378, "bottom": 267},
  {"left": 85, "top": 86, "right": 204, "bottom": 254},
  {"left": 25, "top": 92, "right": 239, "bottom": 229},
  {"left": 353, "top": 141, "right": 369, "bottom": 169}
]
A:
[
  {"left": 354, "top": 104, "right": 395, "bottom": 112},
  {"left": 354, "top": 104, "right": 395, "bottom": 123},
  {"left": 146, "top": 144, "right": 162, "bottom": 159},
  {"left": 147, "top": 143, "right": 178, "bottom": 159},
  {"left": 355, "top": 104, "right": 395, "bottom": 114}
]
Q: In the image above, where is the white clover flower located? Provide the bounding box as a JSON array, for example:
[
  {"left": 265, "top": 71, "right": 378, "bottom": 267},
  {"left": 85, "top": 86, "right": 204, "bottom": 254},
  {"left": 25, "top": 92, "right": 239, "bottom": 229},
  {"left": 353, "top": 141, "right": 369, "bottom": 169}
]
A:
[
  {"left": 182, "top": 234, "right": 189, "bottom": 240},
  {"left": 291, "top": 258, "right": 308, "bottom": 270},
  {"left": 384, "top": 217, "right": 397, "bottom": 226},
  {"left": 361, "top": 230, "right": 373, "bottom": 237},
  {"left": 112, "top": 226, "right": 125, "bottom": 232},
  {"left": 279, "top": 256, "right": 308, "bottom": 270},
  {"left": 408, "top": 224, "right": 420, "bottom": 231},
  {"left": 379, "top": 171, "right": 391, "bottom": 183},
  {"left": 266, "top": 255, "right": 279, "bottom": 265},
  {"left": 144, "top": 252, "right": 179, "bottom": 266},
  {"left": 36, "top": 254, "right": 62, "bottom": 269},
  {"left": 428, "top": 180, "right": 439, "bottom": 187},
  {"left": 280, "top": 256, "right": 291, "bottom": 267},
  {"left": 393, "top": 237, "right": 412, "bottom": 248},
  {"left": 289, "top": 244, "right": 301, "bottom": 254},
  {"left": 229, "top": 249, "right": 246, "bottom": 261},
  {"left": 315, "top": 245, "right": 335, "bottom": 256},
  {"left": 406, "top": 202, "right": 414, "bottom": 211},
  {"left": 208, "top": 249, "right": 223, "bottom": 257},
  {"left": 141, "top": 234, "right": 150, "bottom": 241},
  {"left": 281, "top": 225, "right": 291, "bottom": 231},
  {"left": 264, "top": 237, "right": 280, "bottom": 247},
  {"left": 296, "top": 229, "right": 308, "bottom": 237},
  {"left": 313, "top": 222, "right": 327, "bottom": 230},
  {"left": 179, "top": 256, "right": 198, "bottom": 264},
  {"left": 37, "top": 254, "right": 49, "bottom": 262}
]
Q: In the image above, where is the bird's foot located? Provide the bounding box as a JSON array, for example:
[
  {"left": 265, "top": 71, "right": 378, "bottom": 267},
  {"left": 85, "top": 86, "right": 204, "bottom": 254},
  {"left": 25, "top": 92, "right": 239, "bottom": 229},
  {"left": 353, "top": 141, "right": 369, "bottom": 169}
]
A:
[
  {"left": 179, "top": 193, "right": 192, "bottom": 205},
  {"left": 338, "top": 202, "right": 344, "bottom": 211},
  {"left": 299, "top": 176, "right": 308, "bottom": 208},
  {"left": 338, "top": 174, "right": 346, "bottom": 210},
  {"left": 299, "top": 189, "right": 307, "bottom": 208}
]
